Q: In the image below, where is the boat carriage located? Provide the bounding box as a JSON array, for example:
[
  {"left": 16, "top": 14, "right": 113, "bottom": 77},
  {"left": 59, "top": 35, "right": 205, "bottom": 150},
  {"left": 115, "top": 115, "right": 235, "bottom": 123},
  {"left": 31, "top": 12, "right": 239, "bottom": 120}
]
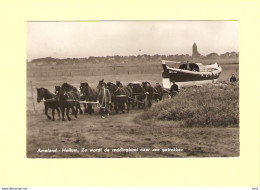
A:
[{"left": 162, "top": 60, "right": 222, "bottom": 89}]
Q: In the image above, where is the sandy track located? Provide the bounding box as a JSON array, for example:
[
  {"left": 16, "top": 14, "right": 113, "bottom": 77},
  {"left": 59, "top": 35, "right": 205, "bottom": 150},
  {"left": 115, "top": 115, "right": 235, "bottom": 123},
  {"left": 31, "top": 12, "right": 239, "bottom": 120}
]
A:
[{"left": 27, "top": 106, "right": 239, "bottom": 158}]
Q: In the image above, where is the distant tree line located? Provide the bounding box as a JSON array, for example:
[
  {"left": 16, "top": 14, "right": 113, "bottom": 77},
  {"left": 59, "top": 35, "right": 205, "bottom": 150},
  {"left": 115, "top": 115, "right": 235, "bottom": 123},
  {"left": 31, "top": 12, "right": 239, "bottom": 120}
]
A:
[{"left": 29, "top": 52, "right": 239, "bottom": 66}]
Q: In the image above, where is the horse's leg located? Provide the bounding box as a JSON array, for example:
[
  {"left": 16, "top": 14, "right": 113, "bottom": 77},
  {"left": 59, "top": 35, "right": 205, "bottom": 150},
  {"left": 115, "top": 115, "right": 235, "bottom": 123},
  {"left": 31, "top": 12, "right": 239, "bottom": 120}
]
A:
[
  {"left": 61, "top": 106, "right": 65, "bottom": 121},
  {"left": 52, "top": 108, "right": 55, "bottom": 121},
  {"left": 132, "top": 98, "right": 135, "bottom": 109},
  {"left": 111, "top": 100, "right": 115, "bottom": 111},
  {"left": 56, "top": 107, "right": 60, "bottom": 119},
  {"left": 76, "top": 103, "right": 79, "bottom": 118},
  {"left": 142, "top": 98, "right": 146, "bottom": 110},
  {"left": 115, "top": 100, "right": 119, "bottom": 114},
  {"left": 138, "top": 98, "right": 142, "bottom": 108},
  {"left": 90, "top": 105, "right": 94, "bottom": 114},
  {"left": 135, "top": 97, "right": 139, "bottom": 108},
  {"left": 127, "top": 99, "right": 130, "bottom": 113},
  {"left": 117, "top": 101, "right": 121, "bottom": 114},
  {"left": 122, "top": 99, "right": 125, "bottom": 110},
  {"left": 70, "top": 109, "right": 74, "bottom": 115},
  {"left": 150, "top": 95, "right": 154, "bottom": 107},
  {"left": 83, "top": 103, "right": 87, "bottom": 114},
  {"left": 115, "top": 104, "right": 119, "bottom": 113},
  {"left": 66, "top": 107, "right": 71, "bottom": 121},
  {"left": 114, "top": 101, "right": 117, "bottom": 112},
  {"left": 86, "top": 104, "right": 90, "bottom": 114},
  {"left": 45, "top": 105, "right": 51, "bottom": 120},
  {"left": 157, "top": 95, "right": 160, "bottom": 101},
  {"left": 78, "top": 103, "right": 83, "bottom": 114},
  {"left": 120, "top": 100, "right": 125, "bottom": 114},
  {"left": 155, "top": 95, "right": 159, "bottom": 102},
  {"left": 73, "top": 104, "right": 77, "bottom": 119}
]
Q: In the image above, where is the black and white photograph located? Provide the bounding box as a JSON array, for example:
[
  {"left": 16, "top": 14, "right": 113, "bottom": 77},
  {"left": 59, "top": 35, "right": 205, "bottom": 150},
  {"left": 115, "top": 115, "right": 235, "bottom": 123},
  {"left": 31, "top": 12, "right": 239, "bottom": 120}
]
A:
[{"left": 27, "top": 21, "right": 239, "bottom": 158}]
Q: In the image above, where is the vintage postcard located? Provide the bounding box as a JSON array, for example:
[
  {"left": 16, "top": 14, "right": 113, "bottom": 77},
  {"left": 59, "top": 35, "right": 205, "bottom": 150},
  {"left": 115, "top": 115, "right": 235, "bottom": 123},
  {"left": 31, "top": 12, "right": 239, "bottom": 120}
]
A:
[{"left": 26, "top": 21, "right": 239, "bottom": 158}]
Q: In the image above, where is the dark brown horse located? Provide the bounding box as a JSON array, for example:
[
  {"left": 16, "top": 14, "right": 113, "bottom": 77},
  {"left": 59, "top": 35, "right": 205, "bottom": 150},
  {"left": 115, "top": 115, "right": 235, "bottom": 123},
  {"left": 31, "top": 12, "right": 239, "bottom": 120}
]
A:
[
  {"left": 37, "top": 88, "right": 60, "bottom": 121},
  {"left": 79, "top": 82, "right": 98, "bottom": 114},
  {"left": 132, "top": 82, "right": 147, "bottom": 109},
  {"left": 107, "top": 82, "right": 133, "bottom": 113},
  {"left": 56, "top": 83, "right": 82, "bottom": 121},
  {"left": 61, "top": 83, "right": 83, "bottom": 114}
]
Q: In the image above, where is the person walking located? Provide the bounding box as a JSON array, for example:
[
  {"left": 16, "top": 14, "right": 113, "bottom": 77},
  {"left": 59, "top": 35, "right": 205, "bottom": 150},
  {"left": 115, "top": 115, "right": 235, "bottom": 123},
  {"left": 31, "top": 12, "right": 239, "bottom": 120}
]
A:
[
  {"left": 230, "top": 74, "right": 237, "bottom": 82},
  {"left": 170, "top": 81, "right": 179, "bottom": 98}
]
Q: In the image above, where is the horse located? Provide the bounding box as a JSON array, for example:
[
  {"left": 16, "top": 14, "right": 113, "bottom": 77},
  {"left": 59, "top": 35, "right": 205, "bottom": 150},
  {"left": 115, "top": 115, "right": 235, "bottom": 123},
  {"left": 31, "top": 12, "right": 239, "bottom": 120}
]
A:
[
  {"left": 56, "top": 83, "right": 82, "bottom": 121},
  {"left": 142, "top": 81, "right": 154, "bottom": 108},
  {"left": 56, "top": 85, "right": 76, "bottom": 115},
  {"left": 132, "top": 82, "right": 147, "bottom": 109},
  {"left": 97, "top": 84, "right": 111, "bottom": 118},
  {"left": 107, "top": 82, "right": 133, "bottom": 113},
  {"left": 79, "top": 82, "right": 98, "bottom": 114},
  {"left": 37, "top": 88, "right": 60, "bottom": 121},
  {"left": 61, "top": 82, "right": 83, "bottom": 115}
]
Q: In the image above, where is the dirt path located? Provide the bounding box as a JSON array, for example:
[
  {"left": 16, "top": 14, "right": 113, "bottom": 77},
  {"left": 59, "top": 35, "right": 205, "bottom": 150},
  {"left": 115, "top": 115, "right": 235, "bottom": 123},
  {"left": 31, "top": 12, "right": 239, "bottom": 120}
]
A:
[{"left": 27, "top": 107, "right": 239, "bottom": 158}]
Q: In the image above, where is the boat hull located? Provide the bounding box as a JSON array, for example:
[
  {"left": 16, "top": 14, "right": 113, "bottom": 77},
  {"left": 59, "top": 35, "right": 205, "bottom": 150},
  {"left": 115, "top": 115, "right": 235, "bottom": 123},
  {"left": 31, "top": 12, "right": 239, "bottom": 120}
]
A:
[
  {"left": 162, "top": 62, "right": 222, "bottom": 89},
  {"left": 162, "top": 78, "right": 219, "bottom": 88}
]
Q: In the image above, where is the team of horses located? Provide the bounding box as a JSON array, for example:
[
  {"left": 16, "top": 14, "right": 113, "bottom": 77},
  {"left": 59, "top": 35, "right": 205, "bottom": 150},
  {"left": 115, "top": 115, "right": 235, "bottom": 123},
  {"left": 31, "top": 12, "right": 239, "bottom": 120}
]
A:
[{"left": 36, "top": 81, "right": 166, "bottom": 121}]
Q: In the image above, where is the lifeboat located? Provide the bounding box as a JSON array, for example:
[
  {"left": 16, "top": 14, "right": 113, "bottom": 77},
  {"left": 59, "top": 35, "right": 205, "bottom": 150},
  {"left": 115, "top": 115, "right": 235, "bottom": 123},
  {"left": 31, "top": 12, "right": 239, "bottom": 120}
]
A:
[{"left": 162, "top": 60, "right": 222, "bottom": 88}]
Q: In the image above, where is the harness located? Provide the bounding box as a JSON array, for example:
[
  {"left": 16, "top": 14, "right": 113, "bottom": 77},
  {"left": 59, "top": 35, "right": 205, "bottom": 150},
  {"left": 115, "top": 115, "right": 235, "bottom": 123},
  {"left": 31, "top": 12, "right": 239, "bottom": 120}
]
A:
[
  {"left": 40, "top": 91, "right": 57, "bottom": 102},
  {"left": 66, "top": 91, "right": 78, "bottom": 101},
  {"left": 40, "top": 97, "right": 57, "bottom": 102}
]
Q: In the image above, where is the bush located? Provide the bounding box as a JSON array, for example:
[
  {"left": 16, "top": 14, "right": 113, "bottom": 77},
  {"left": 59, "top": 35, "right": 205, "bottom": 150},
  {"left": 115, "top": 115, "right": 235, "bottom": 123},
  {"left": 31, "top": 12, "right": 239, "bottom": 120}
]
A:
[{"left": 138, "top": 83, "right": 239, "bottom": 127}]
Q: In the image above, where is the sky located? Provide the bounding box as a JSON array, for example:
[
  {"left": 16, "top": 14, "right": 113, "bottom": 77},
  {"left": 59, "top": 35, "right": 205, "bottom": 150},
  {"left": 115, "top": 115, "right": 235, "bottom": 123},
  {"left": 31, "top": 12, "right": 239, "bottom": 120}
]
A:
[{"left": 27, "top": 21, "right": 238, "bottom": 61}]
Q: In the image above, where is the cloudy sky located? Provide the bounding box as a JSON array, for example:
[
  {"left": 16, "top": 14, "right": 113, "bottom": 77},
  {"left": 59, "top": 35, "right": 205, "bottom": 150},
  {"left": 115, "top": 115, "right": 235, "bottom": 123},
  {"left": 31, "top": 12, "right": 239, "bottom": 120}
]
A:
[{"left": 27, "top": 21, "right": 238, "bottom": 61}]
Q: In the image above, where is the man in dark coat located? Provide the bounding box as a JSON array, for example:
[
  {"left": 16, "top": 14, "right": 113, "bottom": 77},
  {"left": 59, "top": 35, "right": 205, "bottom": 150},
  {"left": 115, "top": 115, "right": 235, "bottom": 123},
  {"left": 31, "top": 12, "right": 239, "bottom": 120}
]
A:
[
  {"left": 170, "top": 81, "right": 179, "bottom": 98},
  {"left": 230, "top": 74, "right": 237, "bottom": 82},
  {"left": 145, "top": 82, "right": 154, "bottom": 108},
  {"left": 98, "top": 79, "right": 104, "bottom": 87},
  {"left": 98, "top": 79, "right": 107, "bottom": 89}
]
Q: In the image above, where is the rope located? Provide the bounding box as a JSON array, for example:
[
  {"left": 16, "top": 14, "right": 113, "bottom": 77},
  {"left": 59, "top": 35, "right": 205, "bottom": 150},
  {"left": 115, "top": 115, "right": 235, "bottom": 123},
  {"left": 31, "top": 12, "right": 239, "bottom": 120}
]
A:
[
  {"left": 110, "top": 92, "right": 147, "bottom": 104},
  {"left": 40, "top": 97, "right": 57, "bottom": 102},
  {"left": 111, "top": 95, "right": 127, "bottom": 98},
  {"left": 133, "top": 92, "right": 149, "bottom": 97},
  {"left": 79, "top": 101, "right": 99, "bottom": 104}
]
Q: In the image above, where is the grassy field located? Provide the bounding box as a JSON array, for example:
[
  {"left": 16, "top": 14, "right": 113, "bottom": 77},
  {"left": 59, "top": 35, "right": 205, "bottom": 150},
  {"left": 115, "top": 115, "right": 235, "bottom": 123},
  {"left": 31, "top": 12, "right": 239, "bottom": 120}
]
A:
[{"left": 27, "top": 61, "right": 239, "bottom": 158}]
